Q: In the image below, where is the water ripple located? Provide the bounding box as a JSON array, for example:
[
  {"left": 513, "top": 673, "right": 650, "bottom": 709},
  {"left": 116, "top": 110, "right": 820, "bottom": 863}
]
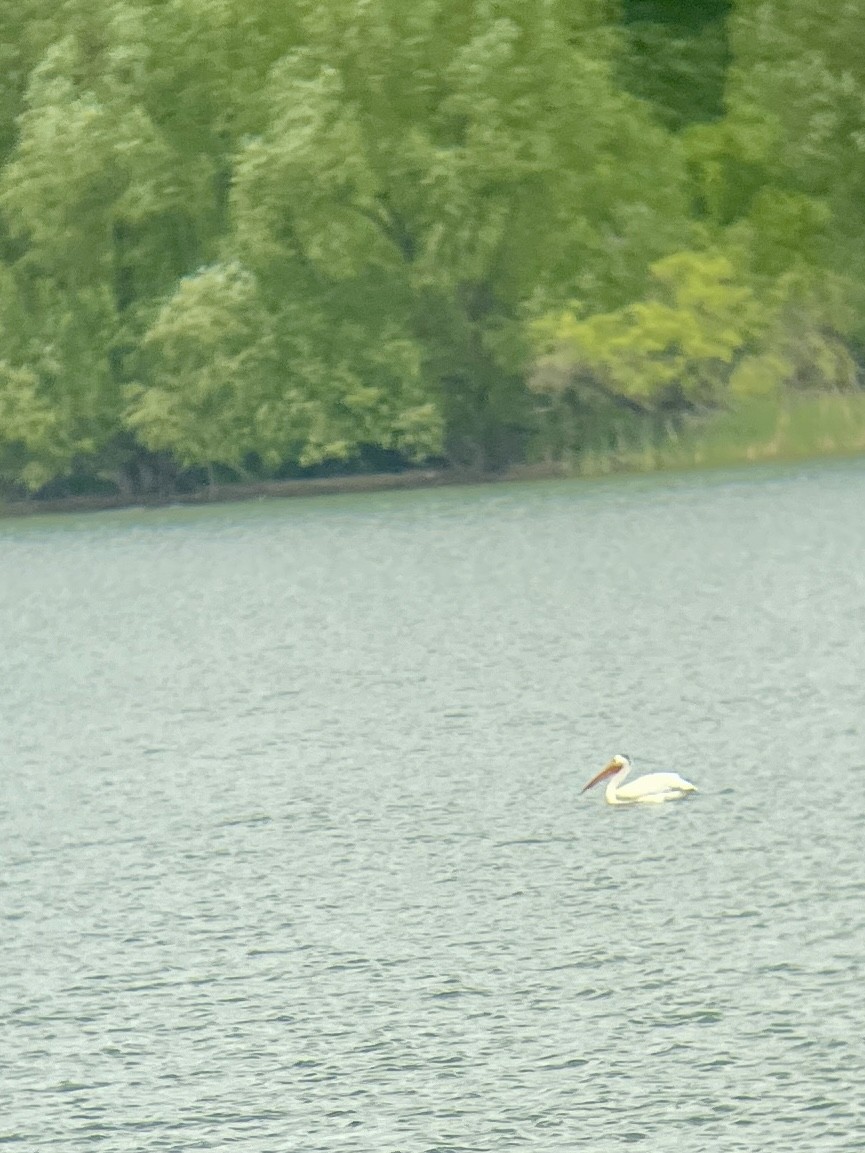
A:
[{"left": 2, "top": 462, "right": 865, "bottom": 1149}]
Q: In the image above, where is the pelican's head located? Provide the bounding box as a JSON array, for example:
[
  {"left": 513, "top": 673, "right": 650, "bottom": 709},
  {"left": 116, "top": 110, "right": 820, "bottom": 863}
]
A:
[{"left": 581, "top": 753, "right": 631, "bottom": 793}]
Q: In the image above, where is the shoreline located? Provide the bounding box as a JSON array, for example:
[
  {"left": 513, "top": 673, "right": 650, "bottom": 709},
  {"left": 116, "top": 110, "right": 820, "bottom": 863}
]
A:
[
  {"left": 3, "top": 447, "right": 865, "bottom": 521},
  {"left": 0, "top": 463, "right": 572, "bottom": 519},
  {"left": 4, "top": 391, "right": 865, "bottom": 519}
]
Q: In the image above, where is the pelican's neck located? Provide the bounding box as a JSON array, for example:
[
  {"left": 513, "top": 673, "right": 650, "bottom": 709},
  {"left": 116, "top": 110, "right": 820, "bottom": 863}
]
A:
[{"left": 604, "top": 763, "right": 631, "bottom": 804}]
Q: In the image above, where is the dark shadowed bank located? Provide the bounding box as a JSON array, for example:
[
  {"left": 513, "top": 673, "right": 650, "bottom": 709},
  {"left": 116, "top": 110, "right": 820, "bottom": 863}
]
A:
[{"left": 0, "top": 465, "right": 575, "bottom": 518}]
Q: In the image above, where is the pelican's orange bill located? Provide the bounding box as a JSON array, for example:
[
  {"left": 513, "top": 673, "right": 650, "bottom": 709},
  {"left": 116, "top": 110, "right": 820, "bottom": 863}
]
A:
[{"left": 580, "top": 760, "right": 620, "bottom": 792}]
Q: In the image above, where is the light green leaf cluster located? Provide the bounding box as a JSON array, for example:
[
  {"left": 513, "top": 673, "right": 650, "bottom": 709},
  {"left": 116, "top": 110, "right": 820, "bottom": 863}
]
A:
[
  {"left": 127, "top": 263, "right": 278, "bottom": 470},
  {"left": 127, "top": 261, "right": 443, "bottom": 473},
  {"left": 0, "top": 257, "right": 120, "bottom": 488},
  {"left": 532, "top": 242, "right": 859, "bottom": 423},
  {"left": 532, "top": 251, "right": 765, "bottom": 409},
  {"left": 0, "top": 361, "right": 58, "bottom": 490}
]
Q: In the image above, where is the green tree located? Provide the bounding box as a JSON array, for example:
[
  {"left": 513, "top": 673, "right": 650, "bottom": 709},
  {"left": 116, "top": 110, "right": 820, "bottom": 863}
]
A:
[
  {"left": 12, "top": 0, "right": 859, "bottom": 495},
  {"left": 618, "top": 0, "right": 731, "bottom": 130},
  {"left": 733, "top": 0, "right": 865, "bottom": 309},
  {"left": 127, "top": 261, "right": 442, "bottom": 476},
  {"left": 0, "top": 22, "right": 156, "bottom": 487},
  {"left": 224, "top": 0, "right": 688, "bottom": 470},
  {"left": 0, "top": 0, "right": 285, "bottom": 491},
  {"left": 531, "top": 250, "right": 763, "bottom": 413},
  {"left": 687, "top": 0, "right": 865, "bottom": 322}
]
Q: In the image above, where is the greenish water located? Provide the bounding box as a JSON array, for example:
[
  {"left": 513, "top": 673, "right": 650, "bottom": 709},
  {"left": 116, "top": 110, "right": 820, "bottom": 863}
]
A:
[{"left": 2, "top": 461, "right": 864, "bottom": 1150}]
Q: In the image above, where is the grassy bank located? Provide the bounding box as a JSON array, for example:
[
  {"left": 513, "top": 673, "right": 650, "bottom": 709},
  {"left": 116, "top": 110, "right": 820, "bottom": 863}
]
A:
[{"left": 574, "top": 391, "right": 865, "bottom": 477}]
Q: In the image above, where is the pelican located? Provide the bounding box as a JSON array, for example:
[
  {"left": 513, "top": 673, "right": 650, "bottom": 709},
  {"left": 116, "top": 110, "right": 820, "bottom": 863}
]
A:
[{"left": 581, "top": 754, "right": 697, "bottom": 805}]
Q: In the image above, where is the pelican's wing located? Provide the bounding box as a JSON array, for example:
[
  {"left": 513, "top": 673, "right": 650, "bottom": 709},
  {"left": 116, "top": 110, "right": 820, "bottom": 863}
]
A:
[{"left": 615, "top": 771, "right": 696, "bottom": 800}]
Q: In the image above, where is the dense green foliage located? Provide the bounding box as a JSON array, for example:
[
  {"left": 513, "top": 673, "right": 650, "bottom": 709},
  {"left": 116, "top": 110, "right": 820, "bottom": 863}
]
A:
[{"left": 0, "top": 0, "right": 861, "bottom": 497}]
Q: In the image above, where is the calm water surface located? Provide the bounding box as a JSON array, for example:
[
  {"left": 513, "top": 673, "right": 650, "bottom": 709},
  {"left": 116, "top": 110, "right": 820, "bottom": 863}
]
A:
[{"left": 2, "top": 462, "right": 865, "bottom": 1151}]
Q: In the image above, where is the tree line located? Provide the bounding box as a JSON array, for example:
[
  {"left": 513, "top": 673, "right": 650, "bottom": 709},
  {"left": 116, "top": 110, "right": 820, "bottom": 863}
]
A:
[{"left": 0, "top": 0, "right": 862, "bottom": 497}]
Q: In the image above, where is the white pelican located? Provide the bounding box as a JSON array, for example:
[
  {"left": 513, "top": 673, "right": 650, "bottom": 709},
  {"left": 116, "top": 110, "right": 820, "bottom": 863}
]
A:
[{"left": 581, "top": 754, "right": 697, "bottom": 805}]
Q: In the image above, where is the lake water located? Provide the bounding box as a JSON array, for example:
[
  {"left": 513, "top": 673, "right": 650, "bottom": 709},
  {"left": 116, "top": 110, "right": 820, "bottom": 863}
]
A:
[{"left": 2, "top": 460, "right": 865, "bottom": 1151}]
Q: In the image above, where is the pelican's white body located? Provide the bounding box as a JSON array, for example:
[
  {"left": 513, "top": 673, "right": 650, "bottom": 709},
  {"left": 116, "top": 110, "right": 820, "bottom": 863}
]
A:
[{"left": 582, "top": 755, "right": 697, "bottom": 805}]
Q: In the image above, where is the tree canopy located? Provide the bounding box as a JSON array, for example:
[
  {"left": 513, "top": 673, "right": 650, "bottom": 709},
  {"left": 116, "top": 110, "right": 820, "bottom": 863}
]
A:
[{"left": 0, "top": 0, "right": 861, "bottom": 497}]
